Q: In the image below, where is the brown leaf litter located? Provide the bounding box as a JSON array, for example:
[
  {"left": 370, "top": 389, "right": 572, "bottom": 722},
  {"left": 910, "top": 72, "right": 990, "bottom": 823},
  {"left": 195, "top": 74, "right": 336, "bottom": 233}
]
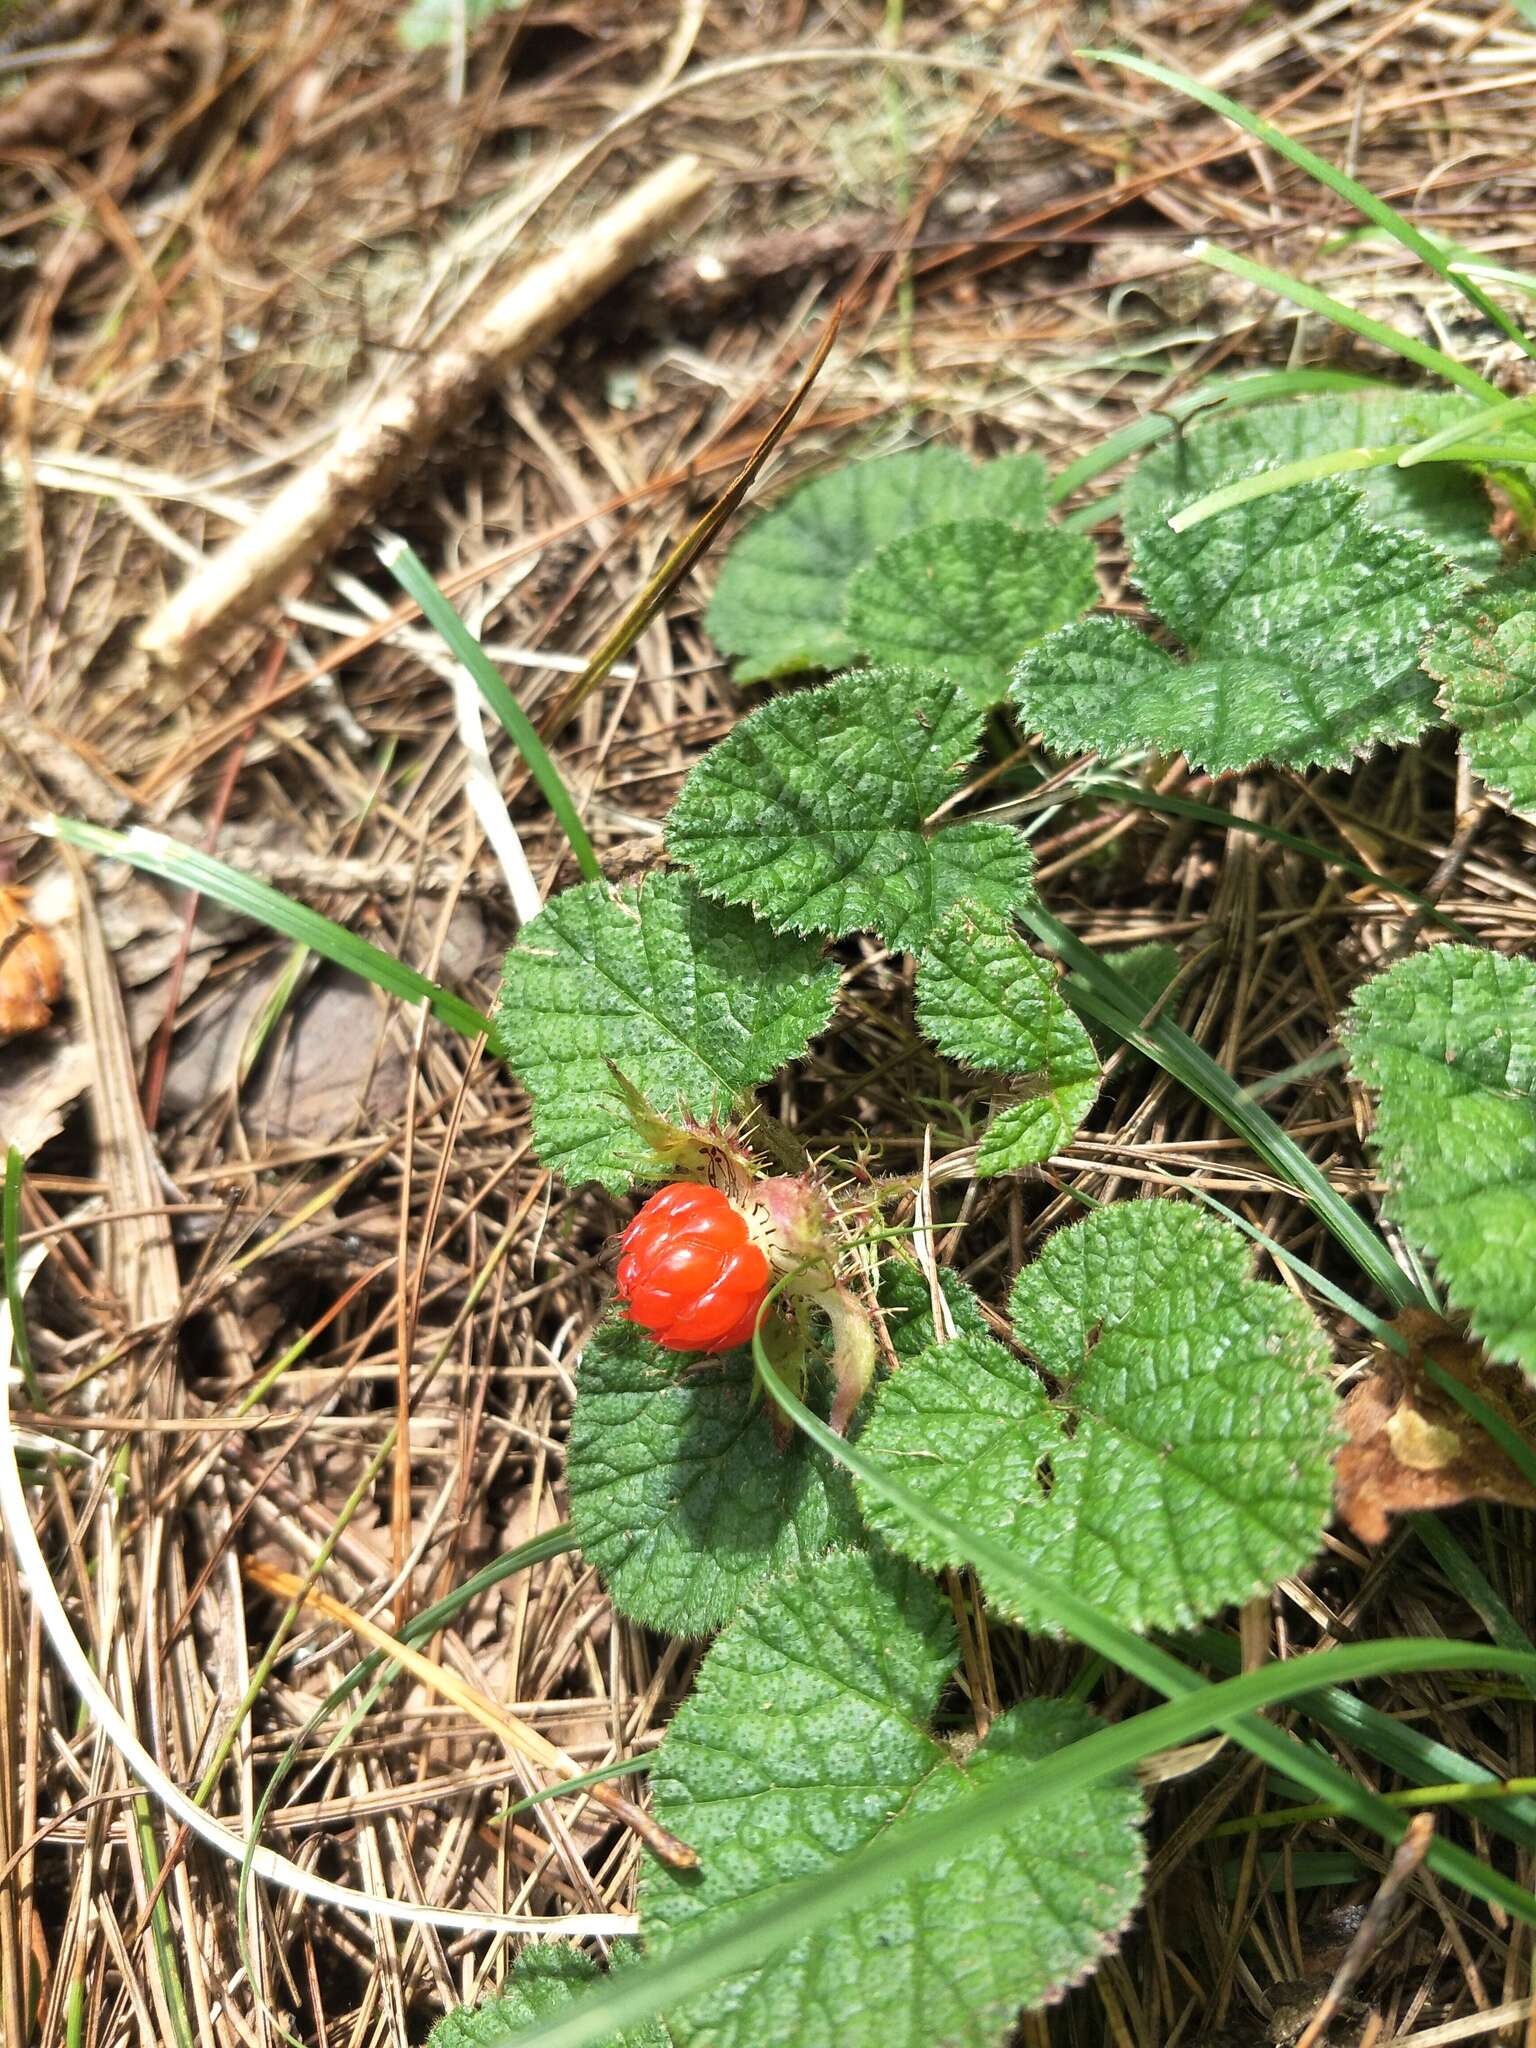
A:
[{"left": 1335, "top": 1310, "right": 1536, "bottom": 1544}]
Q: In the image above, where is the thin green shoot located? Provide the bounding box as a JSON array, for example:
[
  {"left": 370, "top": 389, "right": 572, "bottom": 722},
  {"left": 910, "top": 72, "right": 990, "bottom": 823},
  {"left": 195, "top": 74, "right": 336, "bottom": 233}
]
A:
[
  {"left": 1191, "top": 243, "right": 1504, "bottom": 404},
  {"left": 36, "top": 816, "right": 496, "bottom": 1049},
  {"left": 237, "top": 941, "right": 311, "bottom": 1088},
  {"left": 3, "top": 1149, "right": 39, "bottom": 1405},
  {"left": 1214, "top": 1774, "right": 1536, "bottom": 1836},
  {"left": 1084, "top": 48, "right": 1536, "bottom": 363},
  {"left": 1399, "top": 393, "right": 1536, "bottom": 465},
  {"left": 493, "top": 1754, "right": 649, "bottom": 1822},
  {"left": 1046, "top": 368, "right": 1383, "bottom": 504},
  {"left": 380, "top": 538, "right": 600, "bottom": 885},
  {"left": 1188, "top": 1625, "right": 1536, "bottom": 1853}
]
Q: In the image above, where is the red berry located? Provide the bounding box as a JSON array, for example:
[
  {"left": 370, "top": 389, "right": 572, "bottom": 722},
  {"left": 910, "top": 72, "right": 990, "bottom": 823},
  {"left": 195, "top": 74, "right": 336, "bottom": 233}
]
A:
[{"left": 615, "top": 1182, "right": 771, "bottom": 1354}]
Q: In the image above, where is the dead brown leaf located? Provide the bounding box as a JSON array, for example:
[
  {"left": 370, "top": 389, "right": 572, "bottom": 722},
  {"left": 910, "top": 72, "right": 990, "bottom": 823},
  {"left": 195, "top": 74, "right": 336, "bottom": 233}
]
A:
[
  {"left": 1335, "top": 1310, "right": 1536, "bottom": 1544},
  {"left": 0, "top": 884, "right": 62, "bottom": 1037}
]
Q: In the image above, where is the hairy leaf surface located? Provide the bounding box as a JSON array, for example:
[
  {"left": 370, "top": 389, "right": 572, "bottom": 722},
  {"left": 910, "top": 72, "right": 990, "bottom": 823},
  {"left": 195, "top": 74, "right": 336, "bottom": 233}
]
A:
[
  {"left": 1427, "top": 564, "right": 1536, "bottom": 808},
  {"left": 641, "top": 1549, "right": 1145, "bottom": 2048},
  {"left": 1013, "top": 482, "right": 1459, "bottom": 771},
  {"left": 1126, "top": 391, "right": 1501, "bottom": 575},
  {"left": 1346, "top": 946, "right": 1536, "bottom": 1376},
  {"left": 706, "top": 448, "right": 1048, "bottom": 681},
  {"left": 666, "top": 666, "right": 1034, "bottom": 950},
  {"left": 844, "top": 518, "right": 1098, "bottom": 706},
  {"left": 858, "top": 1204, "right": 1338, "bottom": 1632},
  {"left": 495, "top": 875, "right": 839, "bottom": 1191},
  {"left": 917, "top": 900, "right": 1100, "bottom": 1171},
  {"left": 566, "top": 1322, "right": 863, "bottom": 1637},
  {"left": 427, "top": 1947, "right": 669, "bottom": 2048}
]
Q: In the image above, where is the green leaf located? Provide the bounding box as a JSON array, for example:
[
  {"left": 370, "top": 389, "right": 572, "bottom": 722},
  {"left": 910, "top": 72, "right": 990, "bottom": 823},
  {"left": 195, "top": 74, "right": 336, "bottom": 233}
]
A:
[
  {"left": 495, "top": 874, "right": 839, "bottom": 1192},
  {"left": 1013, "top": 482, "right": 1460, "bottom": 772},
  {"left": 564, "top": 1322, "right": 864, "bottom": 1637},
  {"left": 428, "top": 1946, "right": 669, "bottom": 2048},
  {"left": 641, "top": 1548, "right": 1145, "bottom": 2048},
  {"left": 398, "top": 0, "right": 523, "bottom": 50},
  {"left": 665, "top": 666, "right": 1034, "bottom": 951},
  {"left": 858, "top": 1203, "right": 1338, "bottom": 1633},
  {"left": 706, "top": 449, "right": 1048, "bottom": 682},
  {"left": 879, "top": 1256, "right": 995, "bottom": 1358},
  {"left": 916, "top": 900, "right": 1100, "bottom": 1172},
  {"left": 1426, "top": 564, "right": 1536, "bottom": 807},
  {"left": 1124, "top": 392, "right": 1503, "bottom": 575},
  {"left": 843, "top": 518, "right": 1098, "bottom": 707},
  {"left": 1345, "top": 946, "right": 1536, "bottom": 1376}
]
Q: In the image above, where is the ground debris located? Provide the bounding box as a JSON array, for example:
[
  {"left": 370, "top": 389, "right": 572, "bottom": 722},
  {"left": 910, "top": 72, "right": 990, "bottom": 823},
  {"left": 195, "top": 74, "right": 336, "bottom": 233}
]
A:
[{"left": 1335, "top": 1310, "right": 1536, "bottom": 1543}]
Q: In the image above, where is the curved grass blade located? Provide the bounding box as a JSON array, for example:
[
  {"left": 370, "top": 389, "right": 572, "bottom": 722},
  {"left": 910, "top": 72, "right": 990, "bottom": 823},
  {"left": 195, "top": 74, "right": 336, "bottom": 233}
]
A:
[
  {"left": 1163, "top": 440, "right": 1536, "bottom": 535},
  {"left": 380, "top": 538, "right": 600, "bottom": 886},
  {"left": 1191, "top": 243, "right": 1504, "bottom": 403},
  {"left": 469, "top": 1368, "right": 1536, "bottom": 2048},
  {"left": 1019, "top": 903, "right": 1422, "bottom": 1310},
  {"left": 475, "top": 1634, "right": 1536, "bottom": 2048},
  {"left": 37, "top": 816, "right": 496, "bottom": 1049},
  {"left": 1045, "top": 368, "right": 1383, "bottom": 504},
  {"left": 497, "top": 1755, "right": 649, "bottom": 1822},
  {"left": 751, "top": 1344, "right": 1536, "bottom": 1913},
  {"left": 1086, "top": 48, "right": 1536, "bottom": 364},
  {"left": 1399, "top": 394, "right": 1536, "bottom": 466}
]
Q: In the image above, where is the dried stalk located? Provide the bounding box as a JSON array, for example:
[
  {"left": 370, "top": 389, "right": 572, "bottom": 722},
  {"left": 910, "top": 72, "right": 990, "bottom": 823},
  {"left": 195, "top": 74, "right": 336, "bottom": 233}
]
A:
[{"left": 138, "top": 154, "right": 713, "bottom": 668}]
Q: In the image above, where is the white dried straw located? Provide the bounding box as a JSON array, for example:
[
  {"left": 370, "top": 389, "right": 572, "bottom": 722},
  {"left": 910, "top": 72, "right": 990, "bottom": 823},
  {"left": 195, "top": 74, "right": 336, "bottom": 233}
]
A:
[{"left": 0, "top": 1254, "right": 636, "bottom": 1940}]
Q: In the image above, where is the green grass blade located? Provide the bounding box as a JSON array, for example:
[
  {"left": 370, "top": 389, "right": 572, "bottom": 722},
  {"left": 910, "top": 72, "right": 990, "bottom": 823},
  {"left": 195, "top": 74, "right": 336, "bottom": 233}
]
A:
[
  {"left": 1086, "top": 48, "right": 1536, "bottom": 362},
  {"left": 753, "top": 1347, "right": 1536, "bottom": 1907},
  {"left": 1019, "top": 903, "right": 1422, "bottom": 1309},
  {"left": 1045, "top": 368, "right": 1383, "bottom": 503},
  {"left": 38, "top": 816, "right": 496, "bottom": 1048},
  {"left": 1168, "top": 443, "right": 1412, "bottom": 529},
  {"left": 1399, "top": 394, "right": 1536, "bottom": 465},
  {"left": 477, "top": 1635, "right": 1536, "bottom": 2048},
  {"left": 2, "top": 1149, "right": 38, "bottom": 1405},
  {"left": 1188, "top": 1624, "right": 1536, "bottom": 1853},
  {"left": 380, "top": 539, "right": 600, "bottom": 885},
  {"left": 495, "top": 1755, "right": 648, "bottom": 1822},
  {"left": 1192, "top": 243, "right": 1504, "bottom": 402},
  {"left": 1412, "top": 1514, "right": 1536, "bottom": 1700},
  {"left": 471, "top": 1347, "right": 1536, "bottom": 2048}
]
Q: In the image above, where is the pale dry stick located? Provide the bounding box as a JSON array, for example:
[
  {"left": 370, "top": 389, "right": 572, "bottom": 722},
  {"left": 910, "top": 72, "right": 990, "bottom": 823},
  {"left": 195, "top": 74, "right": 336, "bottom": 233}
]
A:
[
  {"left": 1383, "top": 1999, "right": 1535, "bottom": 2045},
  {"left": 0, "top": 1278, "right": 636, "bottom": 1938},
  {"left": 28, "top": 448, "right": 634, "bottom": 678},
  {"left": 1295, "top": 1813, "right": 1437, "bottom": 2048},
  {"left": 138, "top": 155, "right": 713, "bottom": 669}
]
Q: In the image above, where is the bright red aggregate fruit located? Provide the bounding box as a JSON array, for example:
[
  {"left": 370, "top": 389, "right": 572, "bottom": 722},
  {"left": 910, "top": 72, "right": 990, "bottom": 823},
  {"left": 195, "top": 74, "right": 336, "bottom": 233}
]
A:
[{"left": 615, "top": 1182, "right": 772, "bottom": 1354}]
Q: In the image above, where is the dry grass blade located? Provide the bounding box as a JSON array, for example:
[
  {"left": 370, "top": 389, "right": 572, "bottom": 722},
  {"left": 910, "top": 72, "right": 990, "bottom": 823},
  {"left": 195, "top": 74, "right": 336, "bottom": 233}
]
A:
[
  {"left": 242, "top": 1559, "right": 696, "bottom": 1871},
  {"left": 538, "top": 298, "right": 845, "bottom": 741}
]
